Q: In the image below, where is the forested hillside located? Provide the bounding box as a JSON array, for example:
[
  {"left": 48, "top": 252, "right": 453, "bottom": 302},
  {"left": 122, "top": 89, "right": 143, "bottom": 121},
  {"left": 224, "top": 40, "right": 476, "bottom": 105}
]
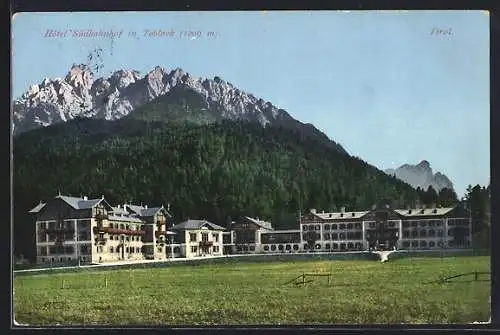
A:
[{"left": 14, "top": 117, "right": 459, "bottom": 260}]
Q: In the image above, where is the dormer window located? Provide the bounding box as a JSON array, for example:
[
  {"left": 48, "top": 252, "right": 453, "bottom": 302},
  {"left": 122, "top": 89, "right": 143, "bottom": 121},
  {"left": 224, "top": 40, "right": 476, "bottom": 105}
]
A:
[
  {"left": 408, "top": 210, "right": 412, "bottom": 214},
  {"left": 329, "top": 214, "right": 332, "bottom": 218},
  {"left": 432, "top": 209, "right": 437, "bottom": 214},
  {"left": 420, "top": 209, "right": 425, "bottom": 214},
  {"left": 351, "top": 213, "right": 355, "bottom": 217},
  {"left": 340, "top": 213, "right": 344, "bottom": 218}
]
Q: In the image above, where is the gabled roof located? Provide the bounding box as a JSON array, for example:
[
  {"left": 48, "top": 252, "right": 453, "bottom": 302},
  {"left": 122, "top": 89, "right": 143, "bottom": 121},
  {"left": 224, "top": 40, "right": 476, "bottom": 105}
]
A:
[
  {"left": 124, "top": 204, "right": 171, "bottom": 218},
  {"left": 55, "top": 195, "right": 113, "bottom": 210},
  {"left": 171, "top": 219, "right": 226, "bottom": 231},
  {"left": 28, "top": 202, "right": 46, "bottom": 213},
  {"left": 244, "top": 216, "right": 273, "bottom": 230},
  {"left": 310, "top": 211, "right": 369, "bottom": 220},
  {"left": 111, "top": 206, "right": 128, "bottom": 216},
  {"left": 394, "top": 207, "right": 455, "bottom": 217}
]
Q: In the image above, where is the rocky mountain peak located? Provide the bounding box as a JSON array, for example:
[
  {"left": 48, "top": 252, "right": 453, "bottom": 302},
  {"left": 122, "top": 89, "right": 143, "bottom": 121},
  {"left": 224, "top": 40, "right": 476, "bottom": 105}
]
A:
[
  {"left": 384, "top": 161, "right": 454, "bottom": 192},
  {"left": 12, "top": 65, "right": 348, "bottom": 155}
]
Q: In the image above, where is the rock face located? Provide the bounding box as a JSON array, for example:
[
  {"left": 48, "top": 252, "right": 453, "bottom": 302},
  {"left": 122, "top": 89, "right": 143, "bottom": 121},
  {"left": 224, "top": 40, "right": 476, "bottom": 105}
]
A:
[
  {"left": 12, "top": 65, "right": 347, "bottom": 154},
  {"left": 385, "top": 160, "right": 454, "bottom": 192}
]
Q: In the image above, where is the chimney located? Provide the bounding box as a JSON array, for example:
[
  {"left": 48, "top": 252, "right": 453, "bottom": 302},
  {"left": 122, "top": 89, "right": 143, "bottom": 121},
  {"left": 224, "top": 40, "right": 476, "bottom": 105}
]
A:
[
  {"left": 371, "top": 204, "right": 376, "bottom": 210},
  {"left": 83, "top": 196, "right": 88, "bottom": 201},
  {"left": 310, "top": 209, "right": 316, "bottom": 214},
  {"left": 432, "top": 203, "right": 437, "bottom": 209},
  {"left": 340, "top": 206, "right": 346, "bottom": 213},
  {"left": 145, "top": 205, "right": 148, "bottom": 209},
  {"left": 118, "top": 204, "right": 121, "bottom": 209},
  {"left": 123, "top": 204, "right": 128, "bottom": 212}
]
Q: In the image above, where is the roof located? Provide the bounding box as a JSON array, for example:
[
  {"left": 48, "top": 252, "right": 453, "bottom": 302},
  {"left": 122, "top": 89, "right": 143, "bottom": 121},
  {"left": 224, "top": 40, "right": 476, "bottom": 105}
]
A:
[
  {"left": 55, "top": 195, "right": 111, "bottom": 210},
  {"left": 394, "top": 207, "right": 455, "bottom": 217},
  {"left": 111, "top": 206, "right": 128, "bottom": 216},
  {"left": 107, "top": 215, "right": 143, "bottom": 223},
  {"left": 171, "top": 220, "right": 226, "bottom": 231},
  {"left": 244, "top": 216, "right": 273, "bottom": 230},
  {"left": 124, "top": 204, "right": 171, "bottom": 217},
  {"left": 261, "top": 229, "right": 300, "bottom": 234},
  {"left": 310, "top": 211, "right": 370, "bottom": 220},
  {"left": 28, "top": 202, "right": 46, "bottom": 213}
]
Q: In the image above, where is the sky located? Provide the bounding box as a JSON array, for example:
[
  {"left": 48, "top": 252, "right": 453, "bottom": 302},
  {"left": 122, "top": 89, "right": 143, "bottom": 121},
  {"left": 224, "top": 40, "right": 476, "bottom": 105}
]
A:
[{"left": 11, "top": 11, "right": 490, "bottom": 197}]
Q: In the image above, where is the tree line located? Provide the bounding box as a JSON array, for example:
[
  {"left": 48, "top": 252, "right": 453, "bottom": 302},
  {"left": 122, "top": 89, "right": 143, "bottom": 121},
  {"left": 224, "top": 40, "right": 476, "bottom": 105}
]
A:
[{"left": 13, "top": 118, "right": 484, "bottom": 260}]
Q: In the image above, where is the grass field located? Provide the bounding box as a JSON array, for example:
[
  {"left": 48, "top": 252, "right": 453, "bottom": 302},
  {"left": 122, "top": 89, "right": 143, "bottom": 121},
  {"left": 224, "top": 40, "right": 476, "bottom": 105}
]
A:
[{"left": 13, "top": 256, "right": 490, "bottom": 325}]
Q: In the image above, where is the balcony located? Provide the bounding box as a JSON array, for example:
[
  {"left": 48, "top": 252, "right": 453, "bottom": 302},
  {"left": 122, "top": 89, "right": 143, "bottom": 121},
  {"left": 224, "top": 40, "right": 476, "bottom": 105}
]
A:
[
  {"left": 95, "top": 213, "right": 108, "bottom": 221},
  {"left": 199, "top": 240, "right": 213, "bottom": 247},
  {"left": 107, "top": 227, "right": 145, "bottom": 236},
  {"left": 94, "top": 236, "right": 107, "bottom": 245}
]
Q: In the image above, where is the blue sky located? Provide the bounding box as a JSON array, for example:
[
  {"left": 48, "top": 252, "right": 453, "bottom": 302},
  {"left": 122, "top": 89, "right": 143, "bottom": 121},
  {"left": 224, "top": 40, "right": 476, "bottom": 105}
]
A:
[{"left": 12, "top": 11, "right": 489, "bottom": 197}]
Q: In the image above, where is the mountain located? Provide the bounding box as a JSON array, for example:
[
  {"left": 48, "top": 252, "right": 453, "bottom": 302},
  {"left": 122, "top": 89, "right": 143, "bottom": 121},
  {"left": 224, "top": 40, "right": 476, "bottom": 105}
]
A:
[
  {"left": 384, "top": 160, "right": 454, "bottom": 192},
  {"left": 14, "top": 117, "right": 424, "bottom": 260},
  {"left": 12, "top": 64, "right": 347, "bottom": 154}
]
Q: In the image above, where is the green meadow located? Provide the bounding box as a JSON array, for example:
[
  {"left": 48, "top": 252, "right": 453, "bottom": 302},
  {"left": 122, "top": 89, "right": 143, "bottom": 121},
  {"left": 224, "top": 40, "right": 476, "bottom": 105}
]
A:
[{"left": 13, "top": 256, "right": 490, "bottom": 326}]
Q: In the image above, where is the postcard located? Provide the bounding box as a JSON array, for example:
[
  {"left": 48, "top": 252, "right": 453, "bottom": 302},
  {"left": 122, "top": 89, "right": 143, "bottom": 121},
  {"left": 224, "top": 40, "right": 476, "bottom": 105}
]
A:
[{"left": 11, "top": 10, "right": 490, "bottom": 327}]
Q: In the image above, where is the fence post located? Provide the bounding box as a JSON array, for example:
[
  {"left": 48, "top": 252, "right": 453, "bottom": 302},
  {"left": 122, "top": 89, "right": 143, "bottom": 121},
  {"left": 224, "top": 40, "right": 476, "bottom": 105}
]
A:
[
  {"left": 61, "top": 279, "right": 65, "bottom": 289},
  {"left": 328, "top": 274, "right": 331, "bottom": 286},
  {"left": 105, "top": 276, "right": 108, "bottom": 288},
  {"left": 475, "top": 271, "right": 478, "bottom": 281},
  {"left": 302, "top": 273, "right": 305, "bottom": 286}
]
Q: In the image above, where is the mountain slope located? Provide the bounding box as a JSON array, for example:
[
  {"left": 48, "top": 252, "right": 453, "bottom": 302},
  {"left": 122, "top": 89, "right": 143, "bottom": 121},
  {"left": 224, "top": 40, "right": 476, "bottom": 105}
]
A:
[
  {"left": 385, "top": 160, "right": 454, "bottom": 192},
  {"left": 13, "top": 65, "right": 347, "bottom": 154},
  {"left": 14, "top": 117, "right": 423, "bottom": 260}
]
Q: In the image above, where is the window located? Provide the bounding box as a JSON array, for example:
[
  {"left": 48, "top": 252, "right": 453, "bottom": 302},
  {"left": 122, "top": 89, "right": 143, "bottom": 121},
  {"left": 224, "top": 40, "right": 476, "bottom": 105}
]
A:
[
  {"left": 315, "top": 225, "right": 320, "bottom": 231},
  {"left": 437, "top": 230, "right": 444, "bottom": 237},
  {"left": 271, "top": 245, "right": 276, "bottom": 251},
  {"left": 403, "top": 241, "right": 410, "bottom": 248},
  {"left": 428, "top": 229, "right": 435, "bottom": 237},
  {"left": 324, "top": 224, "right": 330, "bottom": 231},
  {"left": 420, "top": 241, "right": 427, "bottom": 248},
  {"left": 157, "top": 247, "right": 162, "bottom": 253},
  {"left": 110, "top": 246, "right": 114, "bottom": 253},
  {"left": 333, "top": 243, "right": 338, "bottom": 250},
  {"left": 339, "top": 233, "right": 345, "bottom": 240},
  {"left": 125, "top": 247, "right": 129, "bottom": 253},
  {"left": 212, "top": 233, "right": 219, "bottom": 242},
  {"left": 302, "top": 225, "right": 308, "bottom": 231},
  {"left": 347, "top": 223, "right": 353, "bottom": 230},
  {"left": 293, "top": 244, "right": 299, "bottom": 251},
  {"left": 278, "top": 245, "right": 284, "bottom": 251},
  {"left": 355, "top": 243, "right": 362, "bottom": 250},
  {"left": 285, "top": 244, "right": 291, "bottom": 250},
  {"left": 429, "top": 241, "right": 435, "bottom": 248},
  {"left": 332, "top": 233, "right": 338, "bottom": 240},
  {"left": 174, "top": 247, "right": 180, "bottom": 253},
  {"left": 448, "top": 229, "right": 454, "bottom": 237},
  {"left": 403, "top": 231, "right": 410, "bottom": 238},
  {"left": 411, "top": 221, "right": 418, "bottom": 228},
  {"left": 411, "top": 231, "right": 418, "bottom": 238},
  {"left": 332, "top": 224, "right": 337, "bottom": 230},
  {"left": 448, "top": 219, "right": 455, "bottom": 226},
  {"left": 324, "top": 233, "right": 331, "bottom": 240},
  {"left": 303, "top": 244, "right": 309, "bottom": 250},
  {"left": 420, "top": 221, "right": 427, "bottom": 228},
  {"left": 369, "top": 222, "right": 375, "bottom": 229},
  {"left": 202, "top": 233, "right": 209, "bottom": 242},
  {"left": 315, "top": 244, "right": 321, "bottom": 250},
  {"left": 264, "top": 245, "right": 269, "bottom": 251},
  {"left": 347, "top": 242, "right": 354, "bottom": 249},
  {"left": 339, "top": 224, "right": 345, "bottom": 230},
  {"left": 354, "top": 223, "right": 361, "bottom": 230},
  {"left": 190, "top": 233, "right": 197, "bottom": 242},
  {"left": 340, "top": 243, "right": 346, "bottom": 250},
  {"left": 419, "top": 230, "right": 427, "bottom": 237},
  {"left": 325, "top": 244, "right": 330, "bottom": 249},
  {"left": 403, "top": 222, "right": 409, "bottom": 228},
  {"left": 191, "top": 246, "right": 198, "bottom": 253},
  {"left": 436, "top": 220, "right": 442, "bottom": 227},
  {"left": 428, "top": 220, "right": 435, "bottom": 227},
  {"left": 411, "top": 241, "right": 418, "bottom": 247}
]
